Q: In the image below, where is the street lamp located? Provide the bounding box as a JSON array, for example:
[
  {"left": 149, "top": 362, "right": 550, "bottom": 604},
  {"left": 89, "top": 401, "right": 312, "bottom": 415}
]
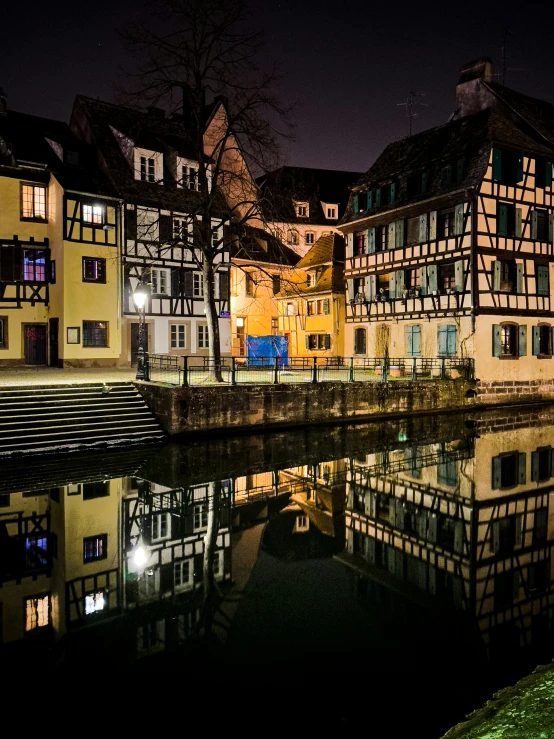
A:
[{"left": 133, "top": 283, "right": 149, "bottom": 381}]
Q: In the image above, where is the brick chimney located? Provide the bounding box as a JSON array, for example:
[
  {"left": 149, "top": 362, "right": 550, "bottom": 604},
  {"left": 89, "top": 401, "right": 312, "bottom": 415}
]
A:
[{"left": 455, "top": 57, "right": 495, "bottom": 118}]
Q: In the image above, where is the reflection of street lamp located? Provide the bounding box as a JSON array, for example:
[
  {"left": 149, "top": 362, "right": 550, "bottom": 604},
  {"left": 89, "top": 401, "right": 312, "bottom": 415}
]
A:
[
  {"left": 133, "top": 283, "right": 149, "bottom": 381},
  {"left": 133, "top": 543, "right": 149, "bottom": 572}
]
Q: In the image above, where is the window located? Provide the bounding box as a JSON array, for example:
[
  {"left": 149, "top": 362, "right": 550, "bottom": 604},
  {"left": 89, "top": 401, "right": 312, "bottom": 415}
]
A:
[
  {"left": 405, "top": 269, "right": 420, "bottom": 291},
  {"left": 377, "top": 225, "right": 388, "bottom": 251},
  {"left": 535, "top": 159, "right": 552, "bottom": 189},
  {"left": 82, "top": 257, "right": 106, "bottom": 283},
  {"left": 83, "top": 321, "right": 108, "bottom": 348},
  {"left": 152, "top": 512, "right": 171, "bottom": 542},
  {"left": 438, "top": 210, "right": 455, "bottom": 238},
  {"left": 438, "top": 325, "right": 457, "bottom": 356},
  {"left": 305, "top": 232, "right": 315, "bottom": 245},
  {"left": 295, "top": 202, "right": 309, "bottom": 217},
  {"left": 25, "top": 534, "right": 48, "bottom": 569},
  {"left": 354, "top": 231, "right": 366, "bottom": 255},
  {"left": 245, "top": 272, "right": 255, "bottom": 296},
  {"left": 405, "top": 325, "right": 421, "bottom": 356},
  {"left": 137, "top": 208, "right": 159, "bottom": 241},
  {"left": 493, "top": 260, "right": 519, "bottom": 293},
  {"left": 537, "top": 265, "right": 550, "bottom": 296},
  {"left": 497, "top": 202, "right": 517, "bottom": 237},
  {"left": 287, "top": 230, "right": 299, "bottom": 246},
  {"left": 23, "top": 250, "right": 46, "bottom": 281},
  {"left": 140, "top": 156, "right": 156, "bottom": 182},
  {"left": 307, "top": 300, "right": 315, "bottom": 316},
  {"left": 440, "top": 263, "right": 456, "bottom": 292},
  {"left": 25, "top": 594, "right": 50, "bottom": 631},
  {"left": 83, "top": 534, "right": 107, "bottom": 563},
  {"left": 272, "top": 275, "right": 281, "bottom": 295},
  {"left": 151, "top": 268, "right": 171, "bottom": 295},
  {"left": 407, "top": 171, "right": 427, "bottom": 196},
  {"left": 21, "top": 184, "right": 46, "bottom": 220},
  {"left": 0, "top": 318, "right": 6, "bottom": 349},
  {"left": 181, "top": 165, "right": 198, "bottom": 191},
  {"left": 531, "top": 447, "right": 553, "bottom": 482},
  {"left": 534, "top": 508, "right": 548, "bottom": 545},
  {"left": 377, "top": 273, "right": 389, "bottom": 295},
  {"left": 174, "top": 560, "right": 193, "bottom": 591},
  {"left": 492, "top": 148, "right": 523, "bottom": 185},
  {"left": 171, "top": 324, "right": 186, "bottom": 349},
  {"left": 82, "top": 204, "right": 105, "bottom": 225},
  {"left": 491, "top": 516, "right": 521, "bottom": 557},
  {"left": 353, "top": 277, "right": 366, "bottom": 300},
  {"left": 85, "top": 591, "right": 106, "bottom": 615},
  {"left": 173, "top": 217, "right": 190, "bottom": 241},
  {"left": 354, "top": 327, "right": 367, "bottom": 355},
  {"left": 198, "top": 325, "right": 209, "bottom": 348},
  {"left": 193, "top": 272, "right": 203, "bottom": 297},
  {"left": 271, "top": 318, "right": 278, "bottom": 335},
  {"left": 533, "top": 210, "right": 550, "bottom": 242},
  {"left": 438, "top": 451, "right": 458, "bottom": 487},
  {"left": 494, "top": 570, "right": 516, "bottom": 610},
  {"left": 500, "top": 324, "right": 517, "bottom": 356},
  {"left": 306, "top": 334, "right": 331, "bottom": 350},
  {"left": 533, "top": 324, "right": 552, "bottom": 357},
  {"left": 326, "top": 207, "right": 336, "bottom": 218},
  {"left": 194, "top": 503, "right": 208, "bottom": 531},
  {"left": 82, "top": 481, "right": 109, "bottom": 499},
  {"left": 445, "top": 157, "right": 466, "bottom": 184},
  {"left": 286, "top": 302, "right": 296, "bottom": 316},
  {"left": 492, "top": 452, "right": 525, "bottom": 489}
]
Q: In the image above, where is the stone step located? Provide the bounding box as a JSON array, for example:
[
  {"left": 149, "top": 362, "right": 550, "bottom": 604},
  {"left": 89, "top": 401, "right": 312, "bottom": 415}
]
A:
[
  {"left": 0, "top": 429, "right": 166, "bottom": 454},
  {"left": 0, "top": 420, "right": 163, "bottom": 444},
  {"left": 0, "top": 411, "right": 156, "bottom": 434}
]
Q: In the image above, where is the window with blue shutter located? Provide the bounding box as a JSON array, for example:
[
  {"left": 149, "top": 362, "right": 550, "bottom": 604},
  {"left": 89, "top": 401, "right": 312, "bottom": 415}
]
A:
[
  {"left": 493, "top": 148, "right": 524, "bottom": 184},
  {"left": 375, "top": 188, "right": 381, "bottom": 207},
  {"left": 438, "top": 325, "right": 456, "bottom": 356},
  {"left": 353, "top": 194, "right": 359, "bottom": 213},
  {"left": 367, "top": 190, "right": 373, "bottom": 209},
  {"left": 406, "top": 325, "right": 421, "bottom": 356}
]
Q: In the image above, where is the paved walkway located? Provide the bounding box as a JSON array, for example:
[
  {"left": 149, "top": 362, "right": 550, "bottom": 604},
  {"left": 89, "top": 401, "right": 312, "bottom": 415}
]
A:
[{"left": 0, "top": 367, "right": 138, "bottom": 386}]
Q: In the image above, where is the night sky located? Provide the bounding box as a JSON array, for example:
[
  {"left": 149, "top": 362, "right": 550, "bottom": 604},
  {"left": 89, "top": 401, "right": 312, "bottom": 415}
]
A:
[{"left": 3, "top": 0, "right": 554, "bottom": 173}]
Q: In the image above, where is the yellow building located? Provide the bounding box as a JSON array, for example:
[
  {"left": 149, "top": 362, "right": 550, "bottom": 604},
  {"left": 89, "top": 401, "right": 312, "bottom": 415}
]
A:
[
  {"left": 0, "top": 96, "right": 121, "bottom": 366},
  {"left": 277, "top": 233, "right": 346, "bottom": 357}
]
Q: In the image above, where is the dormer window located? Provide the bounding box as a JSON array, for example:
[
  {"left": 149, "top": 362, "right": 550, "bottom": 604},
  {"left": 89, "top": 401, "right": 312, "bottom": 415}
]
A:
[
  {"left": 321, "top": 201, "right": 338, "bottom": 219},
  {"left": 177, "top": 157, "right": 206, "bottom": 191},
  {"left": 327, "top": 207, "right": 336, "bottom": 218},
  {"left": 295, "top": 201, "right": 309, "bottom": 218},
  {"left": 305, "top": 232, "right": 315, "bottom": 245},
  {"left": 134, "top": 147, "right": 162, "bottom": 183},
  {"left": 141, "top": 156, "right": 155, "bottom": 182}
]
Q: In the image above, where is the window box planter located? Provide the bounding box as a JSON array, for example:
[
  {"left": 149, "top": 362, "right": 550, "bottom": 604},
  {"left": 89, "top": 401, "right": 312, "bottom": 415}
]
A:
[{"left": 389, "top": 365, "right": 405, "bottom": 377}]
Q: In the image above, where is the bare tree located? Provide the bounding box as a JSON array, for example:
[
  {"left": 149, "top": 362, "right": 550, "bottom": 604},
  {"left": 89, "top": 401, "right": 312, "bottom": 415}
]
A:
[{"left": 119, "top": 0, "right": 294, "bottom": 379}]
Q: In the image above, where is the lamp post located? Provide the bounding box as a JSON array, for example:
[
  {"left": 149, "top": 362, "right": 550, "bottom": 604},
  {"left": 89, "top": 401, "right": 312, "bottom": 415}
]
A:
[{"left": 133, "top": 283, "right": 149, "bottom": 381}]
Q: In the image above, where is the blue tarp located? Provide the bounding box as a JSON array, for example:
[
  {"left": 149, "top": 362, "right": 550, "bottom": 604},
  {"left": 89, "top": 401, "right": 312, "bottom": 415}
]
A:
[{"left": 246, "top": 335, "right": 289, "bottom": 366}]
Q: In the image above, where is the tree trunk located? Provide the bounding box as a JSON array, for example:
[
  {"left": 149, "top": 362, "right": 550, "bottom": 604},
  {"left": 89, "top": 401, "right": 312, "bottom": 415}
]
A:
[
  {"left": 203, "top": 257, "right": 223, "bottom": 382},
  {"left": 202, "top": 480, "right": 221, "bottom": 635}
]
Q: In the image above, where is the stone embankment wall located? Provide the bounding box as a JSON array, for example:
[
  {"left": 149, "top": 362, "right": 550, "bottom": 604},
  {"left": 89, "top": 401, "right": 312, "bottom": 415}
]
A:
[
  {"left": 136, "top": 380, "right": 477, "bottom": 436},
  {"left": 475, "top": 378, "right": 554, "bottom": 405}
]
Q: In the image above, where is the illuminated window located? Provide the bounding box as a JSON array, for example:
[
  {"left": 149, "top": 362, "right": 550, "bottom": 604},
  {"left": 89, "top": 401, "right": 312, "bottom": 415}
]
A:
[
  {"left": 82, "top": 204, "right": 105, "bottom": 225},
  {"left": 193, "top": 272, "right": 203, "bottom": 297},
  {"left": 151, "top": 268, "right": 171, "bottom": 295},
  {"left": 83, "top": 534, "right": 107, "bottom": 563},
  {"left": 140, "top": 156, "right": 156, "bottom": 182},
  {"left": 170, "top": 324, "right": 186, "bottom": 349},
  {"left": 500, "top": 325, "right": 517, "bottom": 356},
  {"left": 85, "top": 591, "right": 106, "bottom": 615},
  {"left": 23, "top": 250, "right": 46, "bottom": 281},
  {"left": 21, "top": 184, "right": 46, "bottom": 220},
  {"left": 198, "top": 325, "right": 209, "bottom": 349},
  {"left": 152, "top": 512, "right": 171, "bottom": 542},
  {"left": 174, "top": 560, "right": 193, "bottom": 591},
  {"left": 25, "top": 534, "right": 48, "bottom": 569},
  {"left": 294, "top": 515, "right": 309, "bottom": 532},
  {"left": 82, "top": 257, "right": 106, "bottom": 283},
  {"left": 83, "top": 321, "right": 108, "bottom": 348},
  {"left": 286, "top": 302, "right": 296, "bottom": 316},
  {"left": 25, "top": 594, "right": 50, "bottom": 631}
]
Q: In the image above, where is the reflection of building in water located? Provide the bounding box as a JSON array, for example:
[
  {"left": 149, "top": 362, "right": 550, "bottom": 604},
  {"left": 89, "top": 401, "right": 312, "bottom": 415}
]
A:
[{"left": 343, "top": 410, "right": 554, "bottom": 662}]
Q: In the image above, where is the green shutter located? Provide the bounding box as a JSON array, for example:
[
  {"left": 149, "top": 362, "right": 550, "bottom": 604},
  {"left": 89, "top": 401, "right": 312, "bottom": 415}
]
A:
[
  {"left": 492, "top": 456, "right": 502, "bottom": 489},
  {"left": 492, "top": 324, "right": 502, "bottom": 357},
  {"left": 455, "top": 260, "right": 464, "bottom": 292},
  {"left": 519, "top": 325, "right": 527, "bottom": 356},
  {"left": 517, "top": 152, "right": 524, "bottom": 183},
  {"left": 419, "top": 214, "right": 428, "bottom": 242},
  {"left": 427, "top": 264, "right": 438, "bottom": 293},
  {"left": 516, "top": 263, "right": 523, "bottom": 293},
  {"left": 324, "top": 334, "right": 331, "bottom": 350},
  {"left": 323, "top": 299, "right": 330, "bottom": 314},
  {"left": 388, "top": 222, "right": 396, "bottom": 249},
  {"left": 413, "top": 325, "right": 421, "bottom": 355},
  {"left": 396, "top": 270, "right": 405, "bottom": 298},
  {"left": 419, "top": 266, "right": 427, "bottom": 295},
  {"left": 368, "top": 275, "right": 377, "bottom": 300},
  {"left": 457, "top": 157, "right": 466, "bottom": 181},
  {"left": 549, "top": 215, "right": 553, "bottom": 243},
  {"left": 353, "top": 194, "right": 359, "bottom": 213},
  {"left": 533, "top": 326, "right": 540, "bottom": 356},
  {"left": 447, "top": 325, "right": 457, "bottom": 356},
  {"left": 368, "top": 227, "right": 376, "bottom": 253},
  {"left": 438, "top": 326, "right": 447, "bottom": 356},
  {"left": 390, "top": 183, "right": 396, "bottom": 203},
  {"left": 347, "top": 278, "right": 355, "bottom": 302},
  {"left": 367, "top": 190, "right": 373, "bottom": 208},
  {"left": 454, "top": 203, "right": 464, "bottom": 235},
  {"left": 405, "top": 325, "right": 413, "bottom": 356},
  {"left": 375, "top": 188, "right": 381, "bottom": 207},
  {"left": 429, "top": 211, "right": 437, "bottom": 240},
  {"left": 493, "top": 261, "right": 501, "bottom": 291},
  {"left": 389, "top": 272, "right": 397, "bottom": 300},
  {"left": 445, "top": 163, "right": 453, "bottom": 185},
  {"left": 498, "top": 203, "right": 508, "bottom": 236},
  {"left": 421, "top": 172, "right": 427, "bottom": 193},
  {"left": 531, "top": 211, "right": 538, "bottom": 240},
  {"left": 515, "top": 208, "right": 522, "bottom": 237},
  {"left": 546, "top": 162, "right": 553, "bottom": 187},
  {"left": 518, "top": 453, "right": 526, "bottom": 484},
  {"left": 492, "top": 148, "right": 502, "bottom": 180},
  {"left": 395, "top": 219, "right": 404, "bottom": 248},
  {"left": 453, "top": 522, "right": 464, "bottom": 553}
]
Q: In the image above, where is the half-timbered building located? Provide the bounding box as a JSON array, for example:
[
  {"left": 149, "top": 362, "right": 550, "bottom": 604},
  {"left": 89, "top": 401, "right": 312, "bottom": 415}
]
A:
[
  {"left": 70, "top": 96, "right": 232, "bottom": 364},
  {"left": 339, "top": 58, "right": 554, "bottom": 390}
]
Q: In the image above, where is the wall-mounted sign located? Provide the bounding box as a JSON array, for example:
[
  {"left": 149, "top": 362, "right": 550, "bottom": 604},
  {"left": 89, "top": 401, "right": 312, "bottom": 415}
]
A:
[
  {"left": 220, "top": 310, "right": 230, "bottom": 317},
  {"left": 67, "top": 327, "right": 80, "bottom": 344}
]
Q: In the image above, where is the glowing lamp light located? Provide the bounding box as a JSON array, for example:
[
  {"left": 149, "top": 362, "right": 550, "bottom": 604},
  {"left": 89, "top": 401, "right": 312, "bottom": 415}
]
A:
[
  {"left": 133, "top": 286, "right": 148, "bottom": 311},
  {"left": 133, "top": 545, "right": 149, "bottom": 570}
]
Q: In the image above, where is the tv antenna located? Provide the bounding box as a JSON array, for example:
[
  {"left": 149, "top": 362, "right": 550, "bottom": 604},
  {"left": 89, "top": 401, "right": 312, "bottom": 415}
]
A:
[
  {"left": 397, "top": 90, "right": 428, "bottom": 136},
  {"left": 499, "top": 28, "right": 529, "bottom": 85}
]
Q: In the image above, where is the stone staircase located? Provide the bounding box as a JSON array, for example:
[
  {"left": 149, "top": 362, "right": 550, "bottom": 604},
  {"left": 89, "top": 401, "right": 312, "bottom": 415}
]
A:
[{"left": 0, "top": 382, "right": 165, "bottom": 456}]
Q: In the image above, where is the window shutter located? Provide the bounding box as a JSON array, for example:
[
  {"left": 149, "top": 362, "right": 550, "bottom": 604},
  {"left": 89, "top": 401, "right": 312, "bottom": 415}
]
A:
[
  {"left": 492, "top": 148, "right": 502, "bottom": 180},
  {"left": 395, "top": 219, "right": 405, "bottom": 248},
  {"left": 368, "top": 227, "right": 376, "bottom": 253},
  {"left": 515, "top": 208, "right": 522, "bottom": 237},
  {"left": 171, "top": 268, "right": 181, "bottom": 297},
  {"left": 347, "top": 279, "right": 355, "bottom": 303},
  {"left": 405, "top": 325, "right": 413, "bottom": 356},
  {"left": 531, "top": 211, "right": 538, "bottom": 240},
  {"left": 438, "top": 326, "right": 447, "bottom": 356},
  {"left": 492, "top": 457, "right": 502, "bottom": 489},
  {"left": 445, "top": 163, "right": 453, "bottom": 185},
  {"left": 159, "top": 214, "right": 172, "bottom": 243},
  {"left": 516, "top": 263, "right": 523, "bottom": 293},
  {"left": 455, "top": 260, "right": 464, "bottom": 292},
  {"left": 429, "top": 211, "right": 437, "bottom": 240},
  {"left": 421, "top": 172, "right": 427, "bottom": 193},
  {"left": 368, "top": 275, "right": 377, "bottom": 300},
  {"left": 498, "top": 203, "right": 508, "bottom": 236},
  {"left": 389, "top": 272, "right": 397, "bottom": 300},
  {"left": 493, "top": 261, "right": 501, "bottom": 291},
  {"left": 447, "top": 325, "right": 457, "bottom": 355},
  {"left": 98, "top": 259, "right": 106, "bottom": 283},
  {"left": 517, "top": 152, "right": 524, "bottom": 183},
  {"left": 390, "top": 183, "right": 396, "bottom": 203},
  {"left": 418, "top": 510, "right": 427, "bottom": 539},
  {"left": 125, "top": 208, "right": 137, "bottom": 241},
  {"left": 323, "top": 299, "right": 330, "bottom": 314},
  {"left": 305, "top": 335, "right": 311, "bottom": 350},
  {"left": 519, "top": 325, "right": 527, "bottom": 356},
  {"left": 454, "top": 203, "right": 464, "bottom": 235},
  {"left": 419, "top": 214, "right": 428, "bottom": 242},
  {"left": 419, "top": 266, "right": 427, "bottom": 295},
  {"left": 183, "top": 271, "right": 194, "bottom": 297},
  {"left": 428, "top": 513, "right": 437, "bottom": 543},
  {"left": 532, "top": 326, "right": 540, "bottom": 356},
  {"left": 492, "top": 324, "right": 502, "bottom": 357},
  {"left": 413, "top": 325, "right": 421, "bottom": 355},
  {"left": 375, "top": 188, "right": 381, "bottom": 207},
  {"left": 353, "top": 194, "right": 359, "bottom": 213},
  {"left": 396, "top": 270, "right": 405, "bottom": 298},
  {"left": 395, "top": 500, "right": 405, "bottom": 530},
  {"left": 518, "top": 452, "right": 526, "bottom": 484},
  {"left": 324, "top": 334, "right": 331, "bottom": 350},
  {"left": 387, "top": 222, "right": 396, "bottom": 249},
  {"left": 453, "top": 521, "right": 464, "bottom": 554},
  {"left": 367, "top": 190, "right": 373, "bottom": 209},
  {"left": 219, "top": 271, "right": 230, "bottom": 300},
  {"left": 531, "top": 451, "right": 540, "bottom": 481},
  {"left": 546, "top": 162, "right": 553, "bottom": 187},
  {"left": 457, "top": 157, "right": 465, "bottom": 181},
  {"left": 549, "top": 215, "right": 554, "bottom": 243},
  {"left": 347, "top": 232, "right": 354, "bottom": 258},
  {"left": 427, "top": 264, "right": 438, "bottom": 293}
]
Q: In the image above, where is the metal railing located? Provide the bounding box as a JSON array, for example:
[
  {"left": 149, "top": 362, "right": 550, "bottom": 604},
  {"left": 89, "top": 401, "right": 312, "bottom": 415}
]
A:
[{"left": 144, "top": 354, "right": 475, "bottom": 387}]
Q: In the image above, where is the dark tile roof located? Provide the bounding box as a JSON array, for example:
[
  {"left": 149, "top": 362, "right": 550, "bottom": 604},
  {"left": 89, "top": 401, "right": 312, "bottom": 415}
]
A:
[
  {"left": 485, "top": 81, "right": 554, "bottom": 147},
  {"left": 277, "top": 233, "right": 345, "bottom": 296},
  {"left": 256, "top": 166, "right": 363, "bottom": 226},
  {"left": 296, "top": 233, "right": 345, "bottom": 269},
  {"left": 71, "top": 96, "right": 228, "bottom": 214},
  {"left": 0, "top": 109, "right": 115, "bottom": 196},
  {"left": 231, "top": 225, "right": 300, "bottom": 266}
]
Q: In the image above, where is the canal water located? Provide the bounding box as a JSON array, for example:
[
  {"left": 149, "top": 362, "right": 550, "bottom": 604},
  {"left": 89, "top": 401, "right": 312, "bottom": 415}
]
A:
[{"left": 2, "top": 405, "right": 554, "bottom": 734}]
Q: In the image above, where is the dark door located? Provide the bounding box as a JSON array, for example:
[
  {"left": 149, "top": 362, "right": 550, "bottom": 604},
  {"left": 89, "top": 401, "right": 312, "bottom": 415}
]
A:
[
  {"left": 24, "top": 324, "right": 47, "bottom": 365},
  {"left": 131, "top": 323, "right": 149, "bottom": 365},
  {"left": 49, "top": 318, "right": 59, "bottom": 367}
]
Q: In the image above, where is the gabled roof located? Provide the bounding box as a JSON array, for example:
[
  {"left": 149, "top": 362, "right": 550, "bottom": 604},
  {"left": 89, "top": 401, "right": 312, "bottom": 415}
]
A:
[
  {"left": 231, "top": 225, "right": 300, "bottom": 266},
  {"left": 296, "top": 233, "right": 345, "bottom": 270},
  {"left": 256, "top": 166, "right": 363, "bottom": 225},
  {"left": 277, "top": 233, "right": 345, "bottom": 297}
]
